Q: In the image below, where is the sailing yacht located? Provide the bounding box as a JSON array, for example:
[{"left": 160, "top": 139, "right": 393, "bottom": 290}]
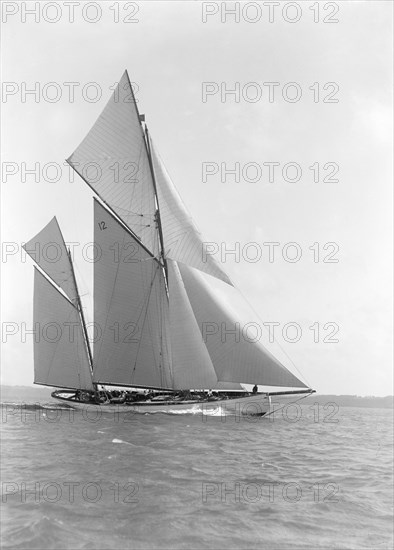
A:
[{"left": 24, "top": 70, "right": 314, "bottom": 416}]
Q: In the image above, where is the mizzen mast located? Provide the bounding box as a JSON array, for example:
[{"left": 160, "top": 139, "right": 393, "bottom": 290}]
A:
[{"left": 67, "top": 249, "right": 94, "bottom": 378}]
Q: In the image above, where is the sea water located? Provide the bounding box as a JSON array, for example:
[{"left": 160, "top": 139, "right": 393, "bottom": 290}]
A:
[{"left": 1, "top": 389, "right": 393, "bottom": 550}]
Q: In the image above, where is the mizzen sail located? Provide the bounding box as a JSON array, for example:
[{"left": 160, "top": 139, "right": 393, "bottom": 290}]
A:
[{"left": 33, "top": 268, "right": 93, "bottom": 390}]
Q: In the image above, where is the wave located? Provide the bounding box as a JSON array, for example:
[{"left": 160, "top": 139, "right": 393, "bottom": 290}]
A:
[
  {"left": 158, "top": 405, "right": 237, "bottom": 416},
  {"left": 0, "top": 402, "right": 72, "bottom": 412}
]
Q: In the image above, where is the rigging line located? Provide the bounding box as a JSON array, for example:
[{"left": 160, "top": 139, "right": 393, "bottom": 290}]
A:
[
  {"left": 162, "top": 276, "right": 172, "bottom": 386},
  {"left": 75, "top": 324, "right": 88, "bottom": 390},
  {"left": 151, "top": 219, "right": 168, "bottom": 300},
  {"left": 162, "top": 276, "right": 174, "bottom": 386},
  {"left": 68, "top": 249, "right": 94, "bottom": 378},
  {"left": 145, "top": 270, "right": 164, "bottom": 386},
  {"left": 68, "top": 162, "right": 155, "bottom": 257},
  {"left": 119, "top": 211, "right": 153, "bottom": 219},
  {"left": 71, "top": 266, "right": 95, "bottom": 383},
  {"left": 95, "top": 198, "right": 160, "bottom": 263},
  {"left": 94, "top": 218, "right": 131, "bottom": 367},
  {"left": 236, "top": 285, "right": 313, "bottom": 389},
  {"left": 156, "top": 270, "right": 170, "bottom": 387},
  {"left": 124, "top": 136, "right": 154, "bottom": 244},
  {"left": 43, "top": 300, "right": 85, "bottom": 390},
  {"left": 124, "top": 70, "right": 158, "bottom": 237},
  {"left": 125, "top": 139, "right": 142, "bottom": 216},
  {"left": 131, "top": 263, "right": 161, "bottom": 376},
  {"left": 263, "top": 393, "right": 312, "bottom": 419},
  {"left": 144, "top": 127, "right": 168, "bottom": 286},
  {"left": 131, "top": 257, "right": 161, "bottom": 328},
  {"left": 153, "top": 143, "right": 201, "bottom": 231},
  {"left": 151, "top": 272, "right": 162, "bottom": 378},
  {"left": 73, "top": 262, "right": 93, "bottom": 324},
  {"left": 32, "top": 265, "right": 76, "bottom": 309},
  {"left": 139, "top": 255, "right": 161, "bottom": 263},
  {"left": 145, "top": 142, "right": 170, "bottom": 303}
]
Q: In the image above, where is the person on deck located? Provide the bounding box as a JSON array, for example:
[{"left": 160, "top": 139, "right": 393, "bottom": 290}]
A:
[{"left": 252, "top": 384, "right": 258, "bottom": 394}]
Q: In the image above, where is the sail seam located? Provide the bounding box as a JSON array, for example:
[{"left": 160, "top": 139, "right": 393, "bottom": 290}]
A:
[
  {"left": 94, "top": 213, "right": 130, "bottom": 368},
  {"left": 131, "top": 263, "right": 161, "bottom": 382},
  {"left": 33, "top": 266, "right": 77, "bottom": 310},
  {"left": 66, "top": 162, "right": 160, "bottom": 263},
  {"left": 92, "top": 197, "right": 161, "bottom": 265},
  {"left": 34, "top": 268, "right": 92, "bottom": 391}
]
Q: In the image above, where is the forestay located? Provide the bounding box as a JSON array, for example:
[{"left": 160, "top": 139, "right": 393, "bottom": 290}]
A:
[
  {"left": 179, "top": 264, "right": 308, "bottom": 388},
  {"left": 93, "top": 200, "right": 172, "bottom": 389},
  {"left": 33, "top": 268, "right": 93, "bottom": 390}
]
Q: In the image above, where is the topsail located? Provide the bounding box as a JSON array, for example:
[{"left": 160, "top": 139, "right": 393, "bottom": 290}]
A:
[
  {"left": 151, "top": 143, "right": 232, "bottom": 285},
  {"left": 67, "top": 71, "right": 159, "bottom": 256}
]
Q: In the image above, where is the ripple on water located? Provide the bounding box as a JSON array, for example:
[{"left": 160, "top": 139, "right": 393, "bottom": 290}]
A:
[{"left": 1, "top": 404, "right": 393, "bottom": 550}]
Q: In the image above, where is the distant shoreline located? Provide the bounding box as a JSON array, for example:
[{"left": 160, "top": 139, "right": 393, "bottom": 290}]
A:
[
  {"left": 300, "top": 394, "right": 393, "bottom": 409},
  {"left": 1, "top": 386, "right": 393, "bottom": 409}
]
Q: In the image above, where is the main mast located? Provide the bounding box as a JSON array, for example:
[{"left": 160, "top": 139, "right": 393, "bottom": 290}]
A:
[
  {"left": 123, "top": 71, "right": 168, "bottom": 286},
  {"left": 140, "top": 121, "right": 170, "bottom": 386},
  {"left": 143, "top": 123, "right": 168, "bottom": 285}
]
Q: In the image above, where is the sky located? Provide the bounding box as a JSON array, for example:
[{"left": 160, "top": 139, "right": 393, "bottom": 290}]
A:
[{"left": 1, "top": 0, "right": 392, "bottom": 395}]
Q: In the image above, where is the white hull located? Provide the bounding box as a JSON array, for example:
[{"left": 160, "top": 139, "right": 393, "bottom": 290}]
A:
[{"left": 52, "top": 392, "right": 271, "bottom": 416}]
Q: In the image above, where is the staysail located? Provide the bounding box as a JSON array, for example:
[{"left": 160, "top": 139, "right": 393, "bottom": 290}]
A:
[
  {"left": 92, "top": 199, "right": 173, "bottom": 389},
  {"left": 67, "top": 71, "right": 159, "bottom": 256},
  {"left": 151, "top": 141, "right": 232, "bottom": 286},
  {"left": 178, "top": 263, "right": 308, "bottom": 388},
  {"left": 167, "top": 260, "right": 218, "bottom": 389},
  {"left": 23, "top": 217, "right": 77, "bottom": 303},
  {"left": 33, "top": 268, "right": 93, "bottom": 390},
  {"left": 168, "top": 260, "right": 243, "bottom": 390}
]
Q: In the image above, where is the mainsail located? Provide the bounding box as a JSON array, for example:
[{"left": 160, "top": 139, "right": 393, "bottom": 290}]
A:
[
  {"left": 33, "top": 268, "right": 93, "bottom": 390},
  {"left": 92, "top": 199, "right": 172, "bottom": 389}
]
